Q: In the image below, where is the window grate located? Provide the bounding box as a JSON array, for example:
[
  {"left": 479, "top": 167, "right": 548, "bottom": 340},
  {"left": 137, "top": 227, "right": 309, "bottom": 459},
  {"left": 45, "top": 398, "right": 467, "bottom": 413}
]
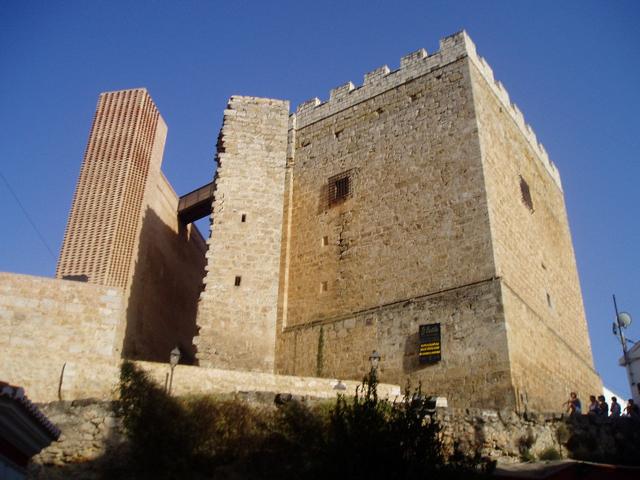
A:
[{"left": 328, "top": 170, "right": 353, "bottom": 206}]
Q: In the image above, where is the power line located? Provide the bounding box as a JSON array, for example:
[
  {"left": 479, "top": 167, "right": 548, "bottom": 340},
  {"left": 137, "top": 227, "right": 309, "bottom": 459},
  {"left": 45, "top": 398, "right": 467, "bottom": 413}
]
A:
[{"left": 0, "top": 171, "right": 56, "bottom": 260}]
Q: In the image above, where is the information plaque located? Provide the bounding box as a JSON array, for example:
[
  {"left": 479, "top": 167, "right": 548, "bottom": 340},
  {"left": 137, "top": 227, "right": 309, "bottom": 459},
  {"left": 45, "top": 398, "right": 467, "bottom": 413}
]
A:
[{"left": 418, "top": 323, "right": 441, "bottom": 364}]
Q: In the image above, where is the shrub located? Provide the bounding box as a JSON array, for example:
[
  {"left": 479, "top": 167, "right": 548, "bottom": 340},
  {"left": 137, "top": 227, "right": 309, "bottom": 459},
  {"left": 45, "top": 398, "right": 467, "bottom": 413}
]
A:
[
  {"left": 115, "top": 362, "right": 492, "bottom": 479},
  {"left": 325, "top": 372, "right": 446, "bottom": 478},
  {"left": 538, "top": 447, "right": 562, "bottom": 461},
  {"left": 116, "top": 361, "right": 195, "bottom": 477}
]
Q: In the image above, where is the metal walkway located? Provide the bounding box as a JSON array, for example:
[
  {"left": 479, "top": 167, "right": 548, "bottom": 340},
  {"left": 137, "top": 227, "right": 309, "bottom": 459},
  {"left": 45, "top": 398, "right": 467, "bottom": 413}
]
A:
[{"left": 177, "top": 181, "right": 215, "bottom": 224}]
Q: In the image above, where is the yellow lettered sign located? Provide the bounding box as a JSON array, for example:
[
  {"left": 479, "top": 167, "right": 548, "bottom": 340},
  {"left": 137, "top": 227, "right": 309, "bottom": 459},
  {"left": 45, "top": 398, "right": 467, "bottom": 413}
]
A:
[{"left": 418, "top": 323, "right": 441, "bottom": 364}]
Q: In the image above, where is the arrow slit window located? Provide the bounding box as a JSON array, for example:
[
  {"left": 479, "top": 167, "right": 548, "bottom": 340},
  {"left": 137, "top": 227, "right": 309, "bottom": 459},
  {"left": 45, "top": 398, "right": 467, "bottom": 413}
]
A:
[{"left": 520, "top": 175, "right": 534, "bottom": 212}]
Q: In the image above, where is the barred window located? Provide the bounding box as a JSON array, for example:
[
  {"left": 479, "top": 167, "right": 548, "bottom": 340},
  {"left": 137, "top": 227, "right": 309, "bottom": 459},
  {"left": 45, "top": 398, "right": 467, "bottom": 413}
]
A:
[{"left": 328, "top": 170, "right": 353, "bottom": 206}]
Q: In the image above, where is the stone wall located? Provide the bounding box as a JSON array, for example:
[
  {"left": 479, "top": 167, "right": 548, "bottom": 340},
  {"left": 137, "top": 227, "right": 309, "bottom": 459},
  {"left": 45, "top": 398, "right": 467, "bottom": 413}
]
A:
[
  {"left": 122, "top": 172, "right": 206, "bottom": 364},
  {"left": 282, "top": 52, "right": 492, "bottom": 328},
  {"left": 28, "top": 401, "right": 124, "bottom": 480},
  {"left": 27, "top": 399, "right": 640, "bottom": 479},
  {"left": 135, "top": 360, "right": 401, "bottom": 399},
  {"left": 441, "top": 409, "right": 640, "bottom": 465},
  {"left": 1, "top": 317, "right": 401, "bottom": 404},
  {"left": 0, "top": 273, "right": 124, "bottom": 402},
  {"left": 196, "top": 96, "right": 290, "bottom": 372},
  {"left": 276, "top": 34, "right": 508, "bottom": 406},
  {"left": 278, "top": 279, "right": 513, "bottom": 408},
  {"left": 468, "top": 53, "right": 601, "bottom": 410}
]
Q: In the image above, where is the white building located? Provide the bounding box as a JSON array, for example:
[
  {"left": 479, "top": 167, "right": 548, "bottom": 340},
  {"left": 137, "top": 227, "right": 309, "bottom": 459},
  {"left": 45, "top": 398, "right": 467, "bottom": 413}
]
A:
[{"left": 618, "top": 341, "right": 640, "bottom": 405}]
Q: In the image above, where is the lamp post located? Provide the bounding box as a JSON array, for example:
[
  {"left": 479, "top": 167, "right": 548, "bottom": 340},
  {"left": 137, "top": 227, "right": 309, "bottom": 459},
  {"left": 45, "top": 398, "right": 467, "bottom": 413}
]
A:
[
  {"left": 369, "top": 350, "right": 381, "bottom": 378},
  {"left": 364, "top": 350, "right": 382, "bottom": 401},
  {"left": 168, "top": 347, "right": 181, "bottom": 395}
]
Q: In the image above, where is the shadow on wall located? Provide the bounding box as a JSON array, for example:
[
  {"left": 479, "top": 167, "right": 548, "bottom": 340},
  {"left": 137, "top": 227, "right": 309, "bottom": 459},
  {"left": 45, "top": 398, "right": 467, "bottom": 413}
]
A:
[
  {"left": 122, "top": 207, "right": 206, "bottom": 365},
  {"left": 402, "top": 331, "right": 421, "bottom": 374}
]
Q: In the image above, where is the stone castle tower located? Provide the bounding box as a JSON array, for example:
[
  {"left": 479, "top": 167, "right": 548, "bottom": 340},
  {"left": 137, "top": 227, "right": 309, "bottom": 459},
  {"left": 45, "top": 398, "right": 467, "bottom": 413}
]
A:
[
  {"left": 194, "top": 31, "right": 601, "bottom": 411},
  {"left": 43, "top": 31, "right": 601, "bottom": 411}
]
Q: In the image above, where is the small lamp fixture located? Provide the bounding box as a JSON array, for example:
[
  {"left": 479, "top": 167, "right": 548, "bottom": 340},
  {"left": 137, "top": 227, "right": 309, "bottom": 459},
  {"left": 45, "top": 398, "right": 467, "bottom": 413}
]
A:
[
  {"left": 369, "top": 350, "right": 381, "bottom": 371},
  {"left": 168, "top": 347, "right": 181, "bottom": 395},
  {"left": 170, "top": 347, "right": 181, "bottom": 368}
]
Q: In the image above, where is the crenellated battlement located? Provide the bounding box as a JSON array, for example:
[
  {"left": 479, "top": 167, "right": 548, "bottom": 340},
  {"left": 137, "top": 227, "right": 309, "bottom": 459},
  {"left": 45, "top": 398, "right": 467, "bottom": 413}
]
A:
[{"left": 293, "top": 31, "right": 561, "bottom": 189}]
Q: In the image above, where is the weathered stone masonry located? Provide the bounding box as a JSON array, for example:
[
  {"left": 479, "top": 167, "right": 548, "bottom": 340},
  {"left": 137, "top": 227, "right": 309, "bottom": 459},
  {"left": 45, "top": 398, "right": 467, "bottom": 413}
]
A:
[
  {"left": 276, "top": 36, "right": 510, "bottom": 407},
  {"left": 196, "top": 31, "right": 601, "bottom": 410},
  {"left": 195, "top": 97, "right": 290, "bottom": 372}
]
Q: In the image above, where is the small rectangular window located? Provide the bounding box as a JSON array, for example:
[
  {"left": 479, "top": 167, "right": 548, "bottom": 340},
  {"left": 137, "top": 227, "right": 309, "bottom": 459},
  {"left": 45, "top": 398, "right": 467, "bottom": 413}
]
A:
[
  {"left": 320, "top": 281, "right": 328, "bottom": 292},
  {"left": 322, "top": 236, "right": 329, "bottom": 246},
  {"left": 241, "top": 214, "right": 246, "bottom": 223},
  {"left": 234, "top": 276, "right": 242, "bottom": 287}
]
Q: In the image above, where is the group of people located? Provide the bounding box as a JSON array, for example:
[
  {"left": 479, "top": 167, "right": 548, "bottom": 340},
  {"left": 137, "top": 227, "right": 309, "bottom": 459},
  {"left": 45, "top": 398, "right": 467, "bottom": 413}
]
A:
[{"left": 566, "top": 392, "right": 640, "bottom": 418}]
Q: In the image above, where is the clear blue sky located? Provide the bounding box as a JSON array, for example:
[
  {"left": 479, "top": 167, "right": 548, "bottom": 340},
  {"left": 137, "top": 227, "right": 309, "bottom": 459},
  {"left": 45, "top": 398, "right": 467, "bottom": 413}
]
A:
[{"left": 1, "top": 1, "right": 638, "bottom": 400}]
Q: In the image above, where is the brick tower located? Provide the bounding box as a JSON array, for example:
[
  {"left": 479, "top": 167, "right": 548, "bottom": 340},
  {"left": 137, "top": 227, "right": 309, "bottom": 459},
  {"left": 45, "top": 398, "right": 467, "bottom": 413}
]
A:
[{"left": 56, "top": 88, "right": 167, "bottom": 287}]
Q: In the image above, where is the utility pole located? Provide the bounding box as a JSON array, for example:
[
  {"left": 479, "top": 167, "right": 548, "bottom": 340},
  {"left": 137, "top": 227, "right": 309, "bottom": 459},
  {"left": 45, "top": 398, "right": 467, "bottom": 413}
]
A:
[{"left": 613, "top": 295, "right": 637, "bottom": 402}]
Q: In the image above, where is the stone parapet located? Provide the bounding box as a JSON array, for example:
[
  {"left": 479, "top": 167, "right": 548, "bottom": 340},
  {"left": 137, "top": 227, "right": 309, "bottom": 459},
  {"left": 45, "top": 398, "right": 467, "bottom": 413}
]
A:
[
  {"left": 293, "top": 31, "right": 561, "bottom": 189},
  {"left": 135, "top": 361, "right": 401, "bottom": 400},
  {"left": 20, "top": 358, "right": 402, "bottom": 403}
]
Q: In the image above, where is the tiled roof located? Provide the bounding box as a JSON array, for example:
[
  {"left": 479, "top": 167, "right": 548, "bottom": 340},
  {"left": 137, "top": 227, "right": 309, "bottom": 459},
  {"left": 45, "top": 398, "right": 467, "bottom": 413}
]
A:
[{"left": 0, "top": 381, "right": 61, "bottom": 440}]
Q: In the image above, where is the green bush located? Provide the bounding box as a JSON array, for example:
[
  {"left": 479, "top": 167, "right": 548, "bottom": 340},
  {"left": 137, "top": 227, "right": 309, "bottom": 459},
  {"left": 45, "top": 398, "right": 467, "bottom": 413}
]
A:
[
  {"left": 325, "top": 372, "right": 447, "bottom": 478},
  {"left": 538, "top": 447, "right": 562, "bottom": 461},
  {"left": 115, "top": 362, "right": 492, "bottom": 479}
]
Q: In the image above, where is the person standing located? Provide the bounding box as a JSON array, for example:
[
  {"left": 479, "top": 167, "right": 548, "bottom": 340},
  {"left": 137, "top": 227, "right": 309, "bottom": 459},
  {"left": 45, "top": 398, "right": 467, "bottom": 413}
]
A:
[
  {"left": 587, "top": 395, "right": 598, "bottom": 415},
  {"left": 597, "top": 395, "right": 608, "bottom": 417},
  {"left": 565, "top": 392, "right": 582, "bottom": 416},
  {"left": 624, "top": 399, "right": 640, "bottom": 418},
  {"left": 610, "top": 397, "right": 621, "bottom": 417}
]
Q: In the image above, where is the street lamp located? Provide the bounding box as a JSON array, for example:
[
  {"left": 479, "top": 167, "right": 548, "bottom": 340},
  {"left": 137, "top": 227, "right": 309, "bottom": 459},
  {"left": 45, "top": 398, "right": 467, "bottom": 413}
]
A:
[
  {"left": 168, "top": 347, "right": 181, "bottom": 395},
  {"left": 369, "top": 350, "right": 381, "bottom": 374},
  {"left": 365, "top": 350, "right": 382, "bottom": 399}
]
